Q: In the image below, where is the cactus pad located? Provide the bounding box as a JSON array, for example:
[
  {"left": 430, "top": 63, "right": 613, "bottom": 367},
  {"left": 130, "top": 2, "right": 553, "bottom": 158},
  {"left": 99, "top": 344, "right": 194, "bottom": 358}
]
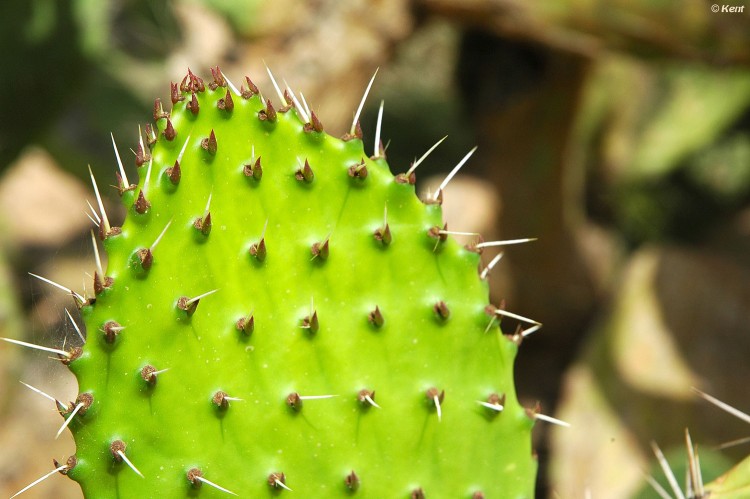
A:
[{"left": 56, "top": 67, "right": 536, "bottom": 497}]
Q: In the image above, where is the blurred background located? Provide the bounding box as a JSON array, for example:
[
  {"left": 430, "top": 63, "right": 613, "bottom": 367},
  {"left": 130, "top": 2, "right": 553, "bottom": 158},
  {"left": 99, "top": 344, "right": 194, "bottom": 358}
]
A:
[{"left": 1, "top": 0, "right": 750, "bottom": 497}]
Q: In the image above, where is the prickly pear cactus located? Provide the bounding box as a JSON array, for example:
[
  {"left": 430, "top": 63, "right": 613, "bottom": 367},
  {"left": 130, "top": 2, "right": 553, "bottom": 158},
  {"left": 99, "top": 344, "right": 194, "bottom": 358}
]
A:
[
  {"left": 707, "top": 454, "right": 750, "bottom": 498},
  {"left": 52, "top": 67, "right": 536, "bottom": 497}
]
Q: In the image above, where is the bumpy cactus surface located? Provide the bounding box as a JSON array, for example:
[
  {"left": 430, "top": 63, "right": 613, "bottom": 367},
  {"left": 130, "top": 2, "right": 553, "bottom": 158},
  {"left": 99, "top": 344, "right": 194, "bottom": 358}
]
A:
[{"left": 34, "top": 67, "right": 537, "bottom": 497}]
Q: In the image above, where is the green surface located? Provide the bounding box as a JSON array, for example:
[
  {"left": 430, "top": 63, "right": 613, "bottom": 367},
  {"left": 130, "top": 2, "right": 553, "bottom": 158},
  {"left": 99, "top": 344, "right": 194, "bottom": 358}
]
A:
[
  {"left": 707, "top": 454, "right": 750, "bottom": 498},
  {"left": 65, "top": 70, "right": 535, "bottom": 497}
]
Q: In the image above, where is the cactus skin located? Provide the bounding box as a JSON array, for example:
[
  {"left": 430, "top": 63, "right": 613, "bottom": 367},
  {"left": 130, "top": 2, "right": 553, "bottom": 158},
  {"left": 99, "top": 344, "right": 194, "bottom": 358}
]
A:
[
  {"left": 61, "top": 68, "right": 536, "bottom": 497},
  {"left": 707, "top": 455, "right": 750, "bottom": 498}
]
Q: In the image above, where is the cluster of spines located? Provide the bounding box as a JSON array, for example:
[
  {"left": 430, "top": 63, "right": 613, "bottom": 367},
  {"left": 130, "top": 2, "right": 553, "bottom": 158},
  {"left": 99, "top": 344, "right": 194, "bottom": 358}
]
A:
[{"left": 5, "top": 65, "right": 556, "bottom": 498}]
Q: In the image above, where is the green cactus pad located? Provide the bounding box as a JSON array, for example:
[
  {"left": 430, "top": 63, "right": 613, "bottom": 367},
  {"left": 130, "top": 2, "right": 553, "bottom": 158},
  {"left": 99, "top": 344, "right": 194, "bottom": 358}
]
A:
[
  {"left": 707, "top": 454, "right": 750, "bottom": 498},
  {"left": 62, "top": 67, "right": 536, "bottom": 497}
]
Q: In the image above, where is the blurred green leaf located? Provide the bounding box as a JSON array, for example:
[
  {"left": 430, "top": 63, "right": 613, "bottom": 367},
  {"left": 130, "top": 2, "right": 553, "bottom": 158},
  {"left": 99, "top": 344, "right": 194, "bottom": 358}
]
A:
[
  {"left": 631, "top": 67, "right": 750, "bottom": 179},
  {"left": 188, "top": 0, "right": 262, "bottom": 36}
]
